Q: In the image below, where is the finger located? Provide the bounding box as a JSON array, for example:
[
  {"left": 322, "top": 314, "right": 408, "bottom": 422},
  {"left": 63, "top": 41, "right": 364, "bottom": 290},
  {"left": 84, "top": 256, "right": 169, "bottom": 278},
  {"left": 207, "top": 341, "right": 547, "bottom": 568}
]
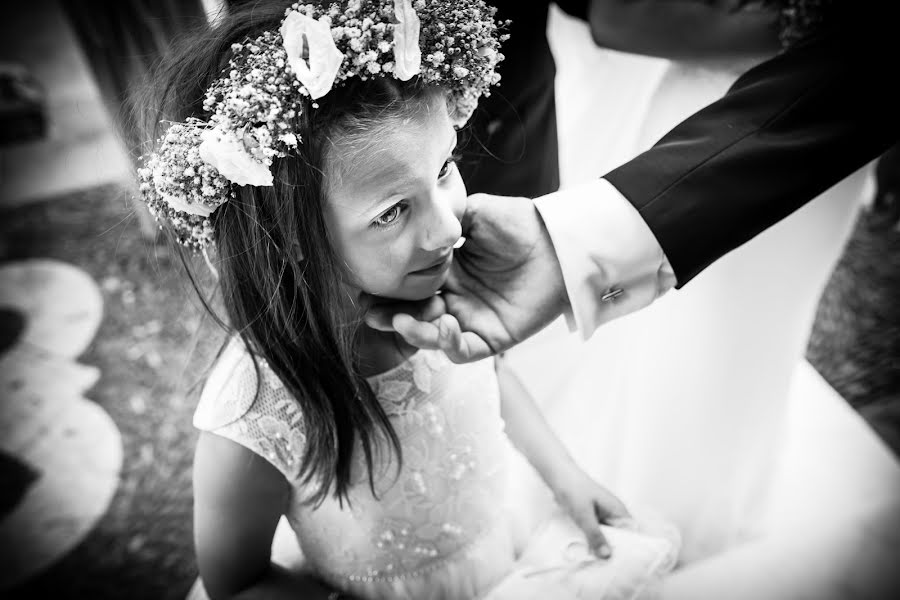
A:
[
  {"left": 436, "top": 314, "right": 494, "bottom": 363},
  {"left": 593, "top": 493, "right": 631, "bottom": 524},
  {"left": 365, "top": 308, "right": 396, "bottom": 332},
  {"left": 365, "top": 295, "right": 447, "bottom": 332},
  {"left": 588, "top": 527, "right": 613, "bottom": 560},
  {"left": 438, "top": 314, "right": 465, "bottom": 357},
  {"left": 573, "top": 508, "right": 612, "bottom": 560},
  {"left": 460, "top": 193, "right": 485, "bottom": 235},
  {"left": 392, "top": 313, "right": 442, "bottom": 349},
  {"left": 606, "top": 516, "right": 640, "bottom": 532},
  {"left": 394, "top": 312, "right": 494, "bottom": 361}
]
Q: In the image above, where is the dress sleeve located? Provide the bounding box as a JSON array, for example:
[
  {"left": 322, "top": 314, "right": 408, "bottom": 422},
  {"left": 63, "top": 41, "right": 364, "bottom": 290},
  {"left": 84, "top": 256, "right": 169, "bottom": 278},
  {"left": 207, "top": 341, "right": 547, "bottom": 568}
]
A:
[
  {"left": 604, "top": 20, "right": 900, "bottom": 286},
  {"left": 193, "top": 340, "right": 307, "bottom": 482}
]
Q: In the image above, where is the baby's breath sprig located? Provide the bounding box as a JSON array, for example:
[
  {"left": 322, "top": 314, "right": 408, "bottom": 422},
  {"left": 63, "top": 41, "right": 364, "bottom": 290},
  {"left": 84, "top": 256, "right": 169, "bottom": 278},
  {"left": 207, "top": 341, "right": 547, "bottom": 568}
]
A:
[{"left": 138, "top": 0, "right": 508, "bottom": 250}]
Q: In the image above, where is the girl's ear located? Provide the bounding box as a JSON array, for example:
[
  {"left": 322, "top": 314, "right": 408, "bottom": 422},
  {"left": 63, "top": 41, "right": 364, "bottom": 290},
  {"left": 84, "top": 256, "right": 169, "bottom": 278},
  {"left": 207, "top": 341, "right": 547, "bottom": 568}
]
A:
[{"left": 292, "top": 240, "right": 305, "bottom": 261}]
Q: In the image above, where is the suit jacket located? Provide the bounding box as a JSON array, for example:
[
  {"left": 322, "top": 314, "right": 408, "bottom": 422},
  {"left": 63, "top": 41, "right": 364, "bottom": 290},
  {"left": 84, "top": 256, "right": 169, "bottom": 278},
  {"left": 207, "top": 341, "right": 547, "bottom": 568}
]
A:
[
  {"left": 604, "top": 4, "right": 900, "bottom": 286},
  {"left": 460, "top": 0, "right": 588, "bottom": 198},
  {"left": 467, "top": 1, "right": 899, "bottom": 288}
]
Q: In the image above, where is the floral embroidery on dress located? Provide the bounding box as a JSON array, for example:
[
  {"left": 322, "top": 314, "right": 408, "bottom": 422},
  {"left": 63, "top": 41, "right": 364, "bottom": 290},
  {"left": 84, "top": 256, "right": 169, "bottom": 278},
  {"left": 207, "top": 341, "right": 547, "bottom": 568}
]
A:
[
  {"left": 377, "top": 380, "right": 414, "bottom": 410},
  {"left": 194, "top": 340, "right": 309, "bottom": 480},
  {"left": 256, "top": 414, "right": 307, "bottom": 478},
  {"left": 194, "top": 342, "right": 511, "bottom": 593},
  {"left": 411, "top": 352, "right": 436, "bottom": 392}
]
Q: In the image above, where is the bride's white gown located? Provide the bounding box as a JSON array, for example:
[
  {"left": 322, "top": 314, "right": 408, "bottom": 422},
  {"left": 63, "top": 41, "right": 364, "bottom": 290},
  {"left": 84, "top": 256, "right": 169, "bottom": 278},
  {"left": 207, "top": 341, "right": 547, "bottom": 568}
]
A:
[{"left": 504, "top": 6, "right": 900, "bottom": 584}]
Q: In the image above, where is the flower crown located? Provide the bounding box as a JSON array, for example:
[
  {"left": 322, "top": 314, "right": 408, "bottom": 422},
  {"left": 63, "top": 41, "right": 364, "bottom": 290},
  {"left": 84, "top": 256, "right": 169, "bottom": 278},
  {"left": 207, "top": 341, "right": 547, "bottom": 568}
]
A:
[{"left": 138, "top": 0, "right": 508, "bottom": 250}]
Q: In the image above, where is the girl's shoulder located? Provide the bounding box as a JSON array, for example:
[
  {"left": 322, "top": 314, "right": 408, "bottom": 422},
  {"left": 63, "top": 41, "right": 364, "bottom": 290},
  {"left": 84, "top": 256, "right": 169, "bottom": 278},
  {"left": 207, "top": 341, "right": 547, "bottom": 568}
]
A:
[
  {"left": 193, "top": 337, "right": 307, "bottom": 481},
  {"left": 193, "top": 336, "right": 258, "bottom": 431},
  {"left": 193, "top": 336, "right": 291, "bottom": 431}
]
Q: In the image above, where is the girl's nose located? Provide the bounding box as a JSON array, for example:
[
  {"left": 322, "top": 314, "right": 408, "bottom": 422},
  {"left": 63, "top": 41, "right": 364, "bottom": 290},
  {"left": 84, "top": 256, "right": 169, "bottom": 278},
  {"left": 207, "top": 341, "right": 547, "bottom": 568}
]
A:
[{"left": 421, "top": 192, "right": 463, "bottom": 251}]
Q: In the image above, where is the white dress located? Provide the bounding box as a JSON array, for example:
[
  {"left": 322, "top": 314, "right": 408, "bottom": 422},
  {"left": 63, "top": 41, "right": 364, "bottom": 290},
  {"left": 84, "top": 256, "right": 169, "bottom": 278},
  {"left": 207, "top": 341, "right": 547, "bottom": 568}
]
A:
[
  {"left": 499, "top": 6, "right": 876, "bottom": 567},
  {"left": 189, "top": 338, "right": 679, "bottom": 600}
]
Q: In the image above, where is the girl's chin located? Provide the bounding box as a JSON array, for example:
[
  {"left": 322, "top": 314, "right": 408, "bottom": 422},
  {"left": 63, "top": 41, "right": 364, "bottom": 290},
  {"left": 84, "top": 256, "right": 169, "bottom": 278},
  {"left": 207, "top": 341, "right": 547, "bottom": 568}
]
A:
[
  {"left": 358, "top": 270, "right": 449, "bottom": 303},
  {"left": 391, "top": 286, "right": 443, "bottom": 302},
  {"left": 376, "top": 279, "right": 446, "bottom": 302}
]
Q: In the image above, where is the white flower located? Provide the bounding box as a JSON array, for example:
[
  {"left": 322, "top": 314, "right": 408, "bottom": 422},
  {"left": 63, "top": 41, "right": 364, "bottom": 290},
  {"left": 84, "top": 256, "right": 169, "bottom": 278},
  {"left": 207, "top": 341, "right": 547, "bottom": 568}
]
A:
[
  {"left": 198, "top": 127, "right": 274, "bottom": 186},
  {"left": 452, "top": 65, "right": 470, "bottom": 78},
  {"left": 281, "top": 11, "right": 344, "bottom": 100},
  {"left": 477, "top": 45, "right": 497, "bottom": 60},
  {"left": 161, "top": 191, "right": 214, "bottom": 217},
  {"left": 279, "top": 132, "right": 298, "bottom": 146},
  {"left": 392, "top": 0, "right": 421, "bottom": 81}
]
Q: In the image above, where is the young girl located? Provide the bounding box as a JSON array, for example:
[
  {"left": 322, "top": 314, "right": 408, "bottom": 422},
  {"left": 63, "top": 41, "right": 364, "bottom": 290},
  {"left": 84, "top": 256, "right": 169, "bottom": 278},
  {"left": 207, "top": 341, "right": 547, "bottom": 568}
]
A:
[{"left": 138, "top": 2, "right": 678, "bottom": 598}]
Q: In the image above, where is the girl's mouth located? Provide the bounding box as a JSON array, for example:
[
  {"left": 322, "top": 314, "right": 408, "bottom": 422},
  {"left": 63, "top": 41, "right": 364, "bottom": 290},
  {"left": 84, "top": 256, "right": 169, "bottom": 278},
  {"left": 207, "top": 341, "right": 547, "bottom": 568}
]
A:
[{"left": 409, "top": 253, "right": 452, "bottom": 276}]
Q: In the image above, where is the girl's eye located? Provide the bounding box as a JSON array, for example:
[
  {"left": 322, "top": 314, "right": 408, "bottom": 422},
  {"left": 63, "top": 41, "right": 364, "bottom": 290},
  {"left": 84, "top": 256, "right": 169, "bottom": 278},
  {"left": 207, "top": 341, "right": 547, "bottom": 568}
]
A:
[
  {"left": 438, "top": 155, "right": 460, "bottom": 180},
  {"left": 373, "top": 203, "right": 406, "bottom": 228}
]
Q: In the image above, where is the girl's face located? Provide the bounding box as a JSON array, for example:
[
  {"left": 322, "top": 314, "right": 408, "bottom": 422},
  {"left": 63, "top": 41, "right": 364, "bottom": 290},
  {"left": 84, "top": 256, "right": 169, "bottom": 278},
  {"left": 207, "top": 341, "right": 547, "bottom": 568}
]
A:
[{"left": 324, "top": 94, "right": 465, "bottom": 301}]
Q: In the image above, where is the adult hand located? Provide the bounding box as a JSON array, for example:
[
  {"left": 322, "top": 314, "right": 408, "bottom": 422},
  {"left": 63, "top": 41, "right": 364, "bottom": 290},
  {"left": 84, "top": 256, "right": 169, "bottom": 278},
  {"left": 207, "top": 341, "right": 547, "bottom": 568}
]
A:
[{"left": 365, "top": 193, "right": 569, "bottom": 362}]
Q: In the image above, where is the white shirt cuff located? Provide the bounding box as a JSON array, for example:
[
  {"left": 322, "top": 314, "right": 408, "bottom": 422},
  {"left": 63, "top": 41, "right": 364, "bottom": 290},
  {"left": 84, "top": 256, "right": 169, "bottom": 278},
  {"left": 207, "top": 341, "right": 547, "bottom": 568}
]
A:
[{"left": 534, "top": 179, "right": 677, "bottom": 339}]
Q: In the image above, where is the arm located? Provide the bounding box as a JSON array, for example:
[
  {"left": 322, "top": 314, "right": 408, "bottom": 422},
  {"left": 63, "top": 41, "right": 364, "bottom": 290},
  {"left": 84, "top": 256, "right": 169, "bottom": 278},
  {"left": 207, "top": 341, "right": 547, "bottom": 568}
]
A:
[
  {"left": 193, "top": 432, "right": 340, "bottom": 599},
  {"left": 365, "top": 4, "right": 900, "bottom": 358},
  {"left": 587, "top": 0, "right": 781, "bottom": 60},
  {"left": 496, "top": 357, "right": 629, "bottom": 556},
  {"left": 604, "top": 19, "right": 900, "bottom": 286}
]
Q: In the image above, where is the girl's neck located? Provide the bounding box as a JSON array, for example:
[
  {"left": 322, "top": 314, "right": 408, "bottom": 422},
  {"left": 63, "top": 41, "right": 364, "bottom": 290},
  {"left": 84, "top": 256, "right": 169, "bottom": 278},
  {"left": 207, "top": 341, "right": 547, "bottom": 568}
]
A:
[
  {"left": 341, "top": 285, "right": 419, "bottom": 377},
  {"left": 356, "top": 326, "right": 419, "bottom": 378}
]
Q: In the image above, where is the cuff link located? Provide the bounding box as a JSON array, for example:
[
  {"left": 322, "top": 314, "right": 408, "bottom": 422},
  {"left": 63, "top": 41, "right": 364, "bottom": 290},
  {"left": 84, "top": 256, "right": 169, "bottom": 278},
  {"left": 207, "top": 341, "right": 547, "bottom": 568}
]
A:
[{"left": 600, "top": 288, "right": 624, "bottom": 302}]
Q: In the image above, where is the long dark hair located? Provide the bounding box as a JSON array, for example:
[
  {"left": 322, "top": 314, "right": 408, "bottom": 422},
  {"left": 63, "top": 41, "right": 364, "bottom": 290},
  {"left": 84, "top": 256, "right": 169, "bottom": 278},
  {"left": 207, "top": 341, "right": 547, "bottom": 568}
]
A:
[{"left": 136, "top": 0, "right": 435, "bottom": 506}]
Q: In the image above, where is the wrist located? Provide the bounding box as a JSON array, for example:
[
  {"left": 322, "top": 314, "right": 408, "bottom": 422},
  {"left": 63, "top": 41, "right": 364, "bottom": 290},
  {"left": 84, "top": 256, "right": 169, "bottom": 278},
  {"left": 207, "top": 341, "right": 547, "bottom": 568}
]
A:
[
  {"left": 541, "top": 457, "right": 585, "bottom": 498},
  {"left": 534, "top": 179, "right": 674, "bottom": 340}
]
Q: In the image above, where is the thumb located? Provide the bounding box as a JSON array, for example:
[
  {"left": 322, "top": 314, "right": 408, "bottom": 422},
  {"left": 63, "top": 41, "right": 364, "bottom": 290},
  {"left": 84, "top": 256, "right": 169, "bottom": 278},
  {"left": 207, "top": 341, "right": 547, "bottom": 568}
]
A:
[
  {"left": 593, "top": 492, "right": 631, "bottom": 524},
  {"left": 460, "top": 192, "right": 488, "bottom": 235},
  {"left": 364, "top": 295, "right": 447, "bottom": 332}
]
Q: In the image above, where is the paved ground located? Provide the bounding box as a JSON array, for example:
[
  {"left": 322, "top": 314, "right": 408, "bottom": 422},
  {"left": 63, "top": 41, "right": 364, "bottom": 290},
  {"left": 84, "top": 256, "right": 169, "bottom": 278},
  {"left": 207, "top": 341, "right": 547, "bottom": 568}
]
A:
[
  {"left": 0, "top": 187, "right": 223, "bottom": 599},
  {"left": 808, "top": 199, "right": 900, "bottom": 450},
  {"left": 0, "top": 1, "right": 133, "bottom": 211}
]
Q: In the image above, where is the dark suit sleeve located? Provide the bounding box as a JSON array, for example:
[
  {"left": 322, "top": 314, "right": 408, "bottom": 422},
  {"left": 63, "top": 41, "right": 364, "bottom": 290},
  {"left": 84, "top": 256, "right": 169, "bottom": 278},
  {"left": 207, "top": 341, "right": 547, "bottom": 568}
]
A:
[{"left": 604, "top": 25, "right": 900, "bottom": 287}]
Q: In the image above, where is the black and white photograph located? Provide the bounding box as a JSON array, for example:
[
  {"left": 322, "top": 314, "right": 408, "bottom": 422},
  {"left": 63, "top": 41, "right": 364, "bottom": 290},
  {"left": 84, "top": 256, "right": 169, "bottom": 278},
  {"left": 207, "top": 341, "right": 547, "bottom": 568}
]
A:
[{"left": 1, "top": 1, "right": 899, "bottom": 598}]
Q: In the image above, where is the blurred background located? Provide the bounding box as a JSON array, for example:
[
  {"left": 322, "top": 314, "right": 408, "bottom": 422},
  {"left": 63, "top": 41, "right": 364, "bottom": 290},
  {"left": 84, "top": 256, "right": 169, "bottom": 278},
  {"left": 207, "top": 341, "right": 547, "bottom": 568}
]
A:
[
  {"left": 2, "top": 2, "right": 222, "bottom": 598},
  {"left": 0, "top": 1, "right": 898, "bottom": 599}
]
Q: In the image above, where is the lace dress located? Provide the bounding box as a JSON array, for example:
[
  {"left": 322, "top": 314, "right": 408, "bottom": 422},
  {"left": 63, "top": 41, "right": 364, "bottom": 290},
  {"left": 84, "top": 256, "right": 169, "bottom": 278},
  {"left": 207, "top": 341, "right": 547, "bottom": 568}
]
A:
[{"left": 193, "top": 339, "right": 678, "bottom": 599}]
